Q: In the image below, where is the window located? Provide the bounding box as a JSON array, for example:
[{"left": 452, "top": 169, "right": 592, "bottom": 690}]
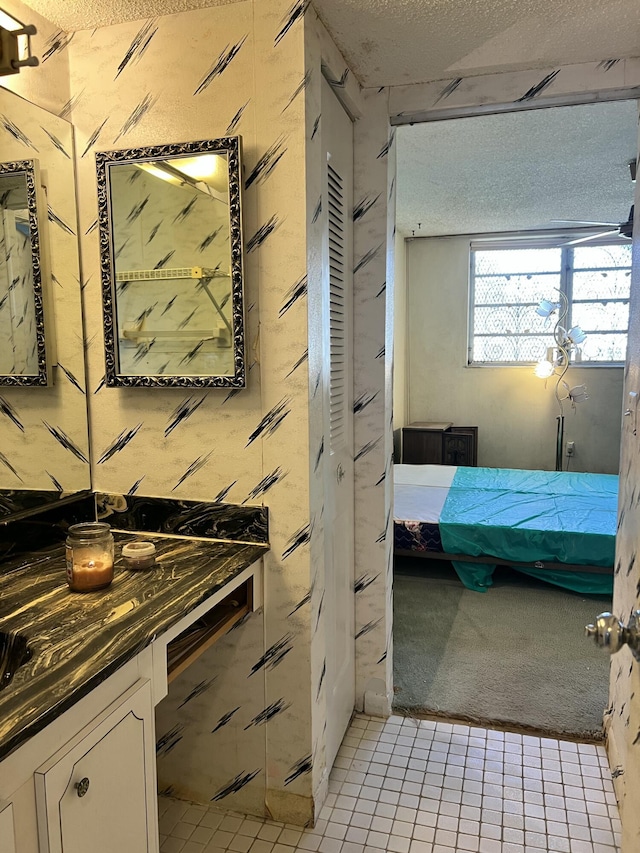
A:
[{"left": 469, "top": 237, "right": 632, "bottom": 365}]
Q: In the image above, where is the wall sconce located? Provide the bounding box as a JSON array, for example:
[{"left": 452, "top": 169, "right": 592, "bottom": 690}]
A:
[
  {"left": 0, "top": 9, "right": 38, "bottom": 76},
  {"left": 534, "top": 290, "right": 588, "bottom": 471}
]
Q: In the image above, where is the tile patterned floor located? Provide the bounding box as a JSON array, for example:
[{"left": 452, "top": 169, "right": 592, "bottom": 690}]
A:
[{"left": 159, "top": 714, "right": 621, "bottom": 853}]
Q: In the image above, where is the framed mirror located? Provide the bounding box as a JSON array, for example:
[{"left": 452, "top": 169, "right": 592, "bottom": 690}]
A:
[
  {"left": 96, "top": 137, "right": 246, "bottom": 388},
  {"left": 0, "top": 159, "right": 54, "bottom": 386}
]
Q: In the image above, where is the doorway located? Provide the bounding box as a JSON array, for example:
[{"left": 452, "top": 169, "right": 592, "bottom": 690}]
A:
[{"left": 391, "top": 98, "right": 638, "bottom": 738}]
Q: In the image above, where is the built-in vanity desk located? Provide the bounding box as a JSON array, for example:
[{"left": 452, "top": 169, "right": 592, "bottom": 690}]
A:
[{"left": 0, "top": 532, "right": 266, "bottom": 853}]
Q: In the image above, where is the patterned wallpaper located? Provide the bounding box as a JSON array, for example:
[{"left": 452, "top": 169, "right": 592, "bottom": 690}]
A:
[
  {"left": 9, "top": 0, "right": 638, "bottom": 838},
  {"left": 607, "top": 161, "right": 640, "bottom": 850},
  {"left": 387, "top": 57, "right": 640, "bottom": 124},
  {"left": 63, "top": 0, "right": 389, "bottom": 825},
  {"left": 352, "top": 85, "right": 395, "bottom": 717},
  {"left": 0, "top": 89, "right": 90, "bottom": 492}
]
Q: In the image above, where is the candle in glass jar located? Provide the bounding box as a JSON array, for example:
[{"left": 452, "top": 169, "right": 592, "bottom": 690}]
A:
[
  {"left": 66, "top": 523, "right": 114, "bottom": 592},
  {"left": 69, "top": 555, "right": 114, "bottom": 591}
]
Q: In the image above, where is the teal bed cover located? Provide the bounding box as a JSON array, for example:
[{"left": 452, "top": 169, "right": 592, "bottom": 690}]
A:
[{"left": 438, "top": 466, "right": 618, "bottom": 594}]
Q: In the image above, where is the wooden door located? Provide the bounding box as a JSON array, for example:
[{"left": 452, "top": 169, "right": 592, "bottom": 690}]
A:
[{"left": 608, "top": 127, "right": 640, "bottom": 852}]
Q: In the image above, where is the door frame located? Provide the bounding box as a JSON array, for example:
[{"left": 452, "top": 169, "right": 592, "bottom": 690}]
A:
[{"left": 381, "top": 63, "right": 640, "bottom": 822}]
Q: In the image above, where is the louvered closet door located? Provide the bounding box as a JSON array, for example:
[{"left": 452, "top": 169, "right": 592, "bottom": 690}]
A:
[{"left": 321, "top": 74, "right": 355, "bottom": 771}]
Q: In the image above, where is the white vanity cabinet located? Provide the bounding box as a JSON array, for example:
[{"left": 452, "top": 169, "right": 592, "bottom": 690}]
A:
[
  {"left": 0, "top": 652, "right": 158, "bottom": 853},
  {"left": 0, "top": 556, "right": 263, "bottom": 853},
  {"left": 35, "top": 679, "right": 158, "bottom": 853},
  {"left": 0, "top": 800, "right": 17, "bottom": 853}
]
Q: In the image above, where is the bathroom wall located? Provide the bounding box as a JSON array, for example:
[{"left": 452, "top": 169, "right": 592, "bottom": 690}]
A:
[
  {"left": 351, "top": 86, "right": 395, "bottom": 715},
  {"left": 66, "top": 0, "right": 337, "bottom": 823},
  {"left": 0, "top": 0, "right": 395, "bottom": 822}
]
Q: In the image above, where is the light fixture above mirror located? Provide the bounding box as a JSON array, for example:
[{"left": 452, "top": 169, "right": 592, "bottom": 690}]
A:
[{"left": 0, "top": 8, "right": 39, "bottom": 75}]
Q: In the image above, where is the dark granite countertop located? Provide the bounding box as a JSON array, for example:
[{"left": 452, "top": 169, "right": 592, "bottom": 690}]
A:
[{"left": 0, "top": 532, "right": 267, "bottom": 762}]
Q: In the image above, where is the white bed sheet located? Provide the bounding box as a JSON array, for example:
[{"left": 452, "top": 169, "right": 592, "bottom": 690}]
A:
[{"left": 393, "top": 464, "right": 458, "bottom": 524}]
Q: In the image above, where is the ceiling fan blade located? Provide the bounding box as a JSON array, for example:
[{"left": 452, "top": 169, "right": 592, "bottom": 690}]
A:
[{"left": 562, "top": 229, "right": 616, "bottom": 246}]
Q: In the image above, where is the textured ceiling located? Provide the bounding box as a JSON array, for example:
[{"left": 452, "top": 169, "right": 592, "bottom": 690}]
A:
[
  {"left": 20, "top": 0, "right": 640, "bottom": 86},
  {"left": 315, "top": 0, "right": 640, "bottom": 87},
  {"left": 396, "top": 100, "right": 639, "bottom": 238},
  {"left": 18, "top": 0, "right": 242, "bottom": 31}
]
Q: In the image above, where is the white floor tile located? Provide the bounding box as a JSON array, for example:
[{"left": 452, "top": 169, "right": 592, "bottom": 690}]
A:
[{"left": 160, "top": 714, "right": 621, "bottom": 853}]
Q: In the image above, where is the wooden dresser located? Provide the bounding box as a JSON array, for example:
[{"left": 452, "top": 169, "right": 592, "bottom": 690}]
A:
[{"left": 401, "top": 422, "right": 478, "bottom": 466}]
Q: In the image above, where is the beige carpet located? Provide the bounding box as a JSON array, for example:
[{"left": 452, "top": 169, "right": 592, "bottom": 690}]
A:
[{"left": 393, "top": 557, "right": 612, "bottom": 739}]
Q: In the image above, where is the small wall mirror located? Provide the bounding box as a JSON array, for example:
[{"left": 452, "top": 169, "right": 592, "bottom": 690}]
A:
[
  {"left": 96, "top": 137, "right": 246, "bottom": 388},
  {"left": 0, "top": 159, "right": 53, "bottom": 386}
]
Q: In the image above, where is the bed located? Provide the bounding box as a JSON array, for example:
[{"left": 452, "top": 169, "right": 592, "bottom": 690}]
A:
[{"left": 393, "top": 464, "right": 617, "bottom": 593}]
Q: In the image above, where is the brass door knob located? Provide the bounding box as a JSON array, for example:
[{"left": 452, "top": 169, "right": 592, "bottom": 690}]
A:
[{"left": 75, "top": 777, "right": 90, "bottom": 797}]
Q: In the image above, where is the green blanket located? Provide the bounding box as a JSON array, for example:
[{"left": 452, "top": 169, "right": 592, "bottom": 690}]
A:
[{"left": 439, "top": 467, "right": 617, "bottom": 593}]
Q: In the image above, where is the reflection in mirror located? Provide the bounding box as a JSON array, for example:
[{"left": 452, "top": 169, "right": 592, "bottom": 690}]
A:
[
  {"left": 0, "top": 88, "right": 90, "bottom": 493},
  {"left": 0, "top": 159, "right": 52, "bottom": 385},
  {"left": 96, "top": 138, "right": 246, "bottom": 388}
]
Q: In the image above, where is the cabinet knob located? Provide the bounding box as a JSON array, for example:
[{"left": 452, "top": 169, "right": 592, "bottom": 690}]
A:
[{"left": 75, "top": 777, "right": 90, "bottom": 797}]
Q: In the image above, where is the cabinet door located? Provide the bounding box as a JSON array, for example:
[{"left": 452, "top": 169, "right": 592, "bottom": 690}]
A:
[
  {"left": 0, "top": 800, "right": 16, "bottom": 853},
  {"left": 35, "top": 679, "right": 158, "bottom": 853},
  {"left": 443, "top": 427, "right": 478, "bottom": 466},
  {"left": 402, "top": 429, "right": 443, "bottom": 464},
  {"left": 442, "top": 433, "right": 472, "bottom": 465}
]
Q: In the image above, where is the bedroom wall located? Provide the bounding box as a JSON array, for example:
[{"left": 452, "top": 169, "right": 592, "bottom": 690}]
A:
[{"left": 404, "top": 235, "right": 624, "bottom": 473}]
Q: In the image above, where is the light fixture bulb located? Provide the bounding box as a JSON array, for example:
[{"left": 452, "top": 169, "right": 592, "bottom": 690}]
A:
[
  {"left": 568, "top": 325, "right": 587, "bottom": 345},
  {"left": 534, "top": 359, "right": 555, "bottom": 379},
  {"left": 0, "top": 10, "right": 21, "bottom": 29},
  {"left": 137, "top": 163, "right": 182, "bottom": 185},
  {"left": 536, "top": 298, "right": 559, "bottom": 318},
  {"left": 0, "top": 11, "right": 38, "bottom": 71},
  {"left": 166, "top": 155, "right": 228, "bottom": 193},
  {"left": 569, "top": 384, "right": 589, "bottom": 404}
]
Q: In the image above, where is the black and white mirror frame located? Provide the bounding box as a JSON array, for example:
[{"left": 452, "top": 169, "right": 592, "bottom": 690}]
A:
[
  {"left": 0, "top": 159, "right": 53, "bottom": 386},
  {"left": 96, "top": 137, "right": 246, "bottom": 388}
]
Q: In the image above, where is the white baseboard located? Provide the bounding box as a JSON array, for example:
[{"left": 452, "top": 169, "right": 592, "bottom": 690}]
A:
[
  {"left": 363, "top": 678, "right": 393, "bottom": 718},
  {"left": 266, "top": 788, "right": 315, "bottom": 826}
]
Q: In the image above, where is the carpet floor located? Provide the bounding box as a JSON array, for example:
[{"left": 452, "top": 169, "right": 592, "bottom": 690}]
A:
[{"left": 393, "top": 557, "right": 612, "bottom": 740}]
